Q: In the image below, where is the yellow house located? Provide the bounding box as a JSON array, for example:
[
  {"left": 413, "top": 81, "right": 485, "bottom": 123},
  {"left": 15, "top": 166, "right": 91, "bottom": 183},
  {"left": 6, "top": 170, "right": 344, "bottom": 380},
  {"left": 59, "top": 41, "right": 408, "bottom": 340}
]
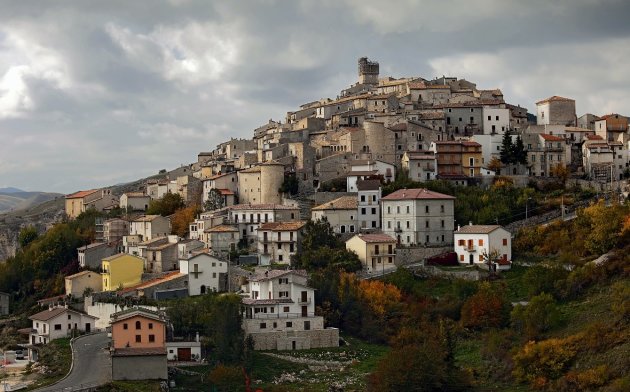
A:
[
  {"left": 345, "top": 233, "right": 397, "bottom": 274},
  {"left": 101, "top": 253, "right": 144, "bottom": 291}
]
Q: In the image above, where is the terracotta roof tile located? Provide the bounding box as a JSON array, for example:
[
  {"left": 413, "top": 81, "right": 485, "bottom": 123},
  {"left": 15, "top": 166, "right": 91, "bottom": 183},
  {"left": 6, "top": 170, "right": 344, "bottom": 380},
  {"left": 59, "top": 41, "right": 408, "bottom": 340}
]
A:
[
  {"left": 456, "top": 225, "right": 502, "bottom": 234},
  {"left": 540, "top": 134, "right": 564, "bottom": 142},
  {"left": 258, "top": 221, "right": 306, "bottom": 231},
  {"left": 536, "top": 95, "right": 575, "bottom": 105},
  {"left": 205, "top": 224, "right": 238, "bottom": 233},
  {"left": 312, "top": 196, "right": 358, "bottom": 211},
  {"left": 65, "top": 189, "right": 98, "bottom": 199},
  {"left": 349, "top": 233, "right": 397, "bottom": 243},
  {"left": 382, "top": 188, "right": 455, "bottom": 201}
]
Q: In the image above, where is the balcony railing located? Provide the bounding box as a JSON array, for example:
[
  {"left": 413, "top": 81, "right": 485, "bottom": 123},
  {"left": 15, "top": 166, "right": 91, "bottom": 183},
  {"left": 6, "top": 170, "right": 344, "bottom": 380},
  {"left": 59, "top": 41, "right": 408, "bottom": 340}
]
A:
[
  {"left": 298, "top": 297, "right": 311, "bottom": 305},
  {"left": 245, "top": 312, "right": 315, "bottom": 320},
  {"left": 465, "top": 245, "right": 476, "bottom": 251}
]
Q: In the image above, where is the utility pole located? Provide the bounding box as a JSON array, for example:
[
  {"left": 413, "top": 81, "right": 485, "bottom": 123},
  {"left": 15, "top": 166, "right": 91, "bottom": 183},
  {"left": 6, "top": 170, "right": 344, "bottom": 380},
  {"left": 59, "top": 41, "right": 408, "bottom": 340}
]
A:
[{"left": 561, "top": 196, "right": 564, "bottom": 220}]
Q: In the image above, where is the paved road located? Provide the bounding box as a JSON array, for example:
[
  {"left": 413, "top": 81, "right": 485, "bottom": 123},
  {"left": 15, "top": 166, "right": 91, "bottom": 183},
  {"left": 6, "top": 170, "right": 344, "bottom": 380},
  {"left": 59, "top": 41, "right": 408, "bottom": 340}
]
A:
[{"left": 35, "top": 332, "right": 111, "bottom": 392}]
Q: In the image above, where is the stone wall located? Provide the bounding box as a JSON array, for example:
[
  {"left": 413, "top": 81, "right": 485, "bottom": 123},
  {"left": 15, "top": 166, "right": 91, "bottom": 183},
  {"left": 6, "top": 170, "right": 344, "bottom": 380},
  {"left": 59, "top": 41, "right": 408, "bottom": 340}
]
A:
[
  {"left": 247, "top": 327, "right": 339, "bottom": 351},
  {"left": 395, "top": 246, "right": 451, "bottom": 266},
  {"left": 112, "top": 354, "right": 168, "bottom": 381}
]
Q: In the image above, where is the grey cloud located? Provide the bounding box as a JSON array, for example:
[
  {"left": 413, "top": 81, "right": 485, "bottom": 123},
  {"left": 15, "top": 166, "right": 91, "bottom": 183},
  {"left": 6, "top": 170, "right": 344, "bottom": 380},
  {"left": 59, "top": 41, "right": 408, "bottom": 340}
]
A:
[{"left": 0, "top": 1, "right": 629, "bottom": 192}]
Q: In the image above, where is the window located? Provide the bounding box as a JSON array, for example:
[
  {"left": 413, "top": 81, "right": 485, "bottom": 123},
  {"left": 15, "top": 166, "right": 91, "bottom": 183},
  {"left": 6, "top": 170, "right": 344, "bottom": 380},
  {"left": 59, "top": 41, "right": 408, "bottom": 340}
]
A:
[
  {"left": 54, "top": 324, "right": 62, "bottom": 330},
  {"left": 441, "top": 220, "right": 445, "bottom": 228},
  {"left": 488, "top": 115, "right": 491, "bottom": 121},
  {"left": 460, "top": 254, "right": 464, "bottom": 261},
  {"left": 286, "top": 322, "right": 293, "bottom": 328},
  {"left": 135, "top": 321, "right": 141, "bottom": 330},
  {"left": 458, "top": 239, "right": 465, "bottom": 246},
  {"left": 397, "top": 206, "right": 400, "bottom": 213},
  {"left": 123, "top": 323, "right": 128, "bottom": 330},
  {"left": 278, "top": 255, "right": 283, "bottom": 262},
  {"left": 304, "top": 321, "right": 311, "bottom": 330},
  {"left": 479, "top": 255, "right": 484, "bottom": 262},
  {"left": 387, "top": 221, "right": 391, "bottom": 229},
  {"left": 149, "top": 323, "right": 153, "bottom": 330},
  {"left": 479, "top": 239, "right": 484, "bottom": 246},
  {"left": 425, "top": 221, "right": 429, "bottom": 228},
  {"left": 260, "top": 323, "right": 267, "bottom": 329},
  {"left": 503, "top": 238, "right": 508, "bottom": 246},
  {"left": 279, "top": 291, "right": 289, "bottom": 298},
  {"left": 440, "top": 205, "right": 444, "bottom": 213},
  {"left": 136, "top": 335, "right": 142, "bottom": 343},
  {"left": 406, "top": 221, "right": 410, "bottom": 228},
  {"left": 360, "top": 195, "right": 365, "bottom": 202},
  {"left": 406, "top": 206, "right": 410, "bottom": 213},
  {"left": 283, "top": 306, "right": 290, "bottom": 312},
  {"left": 387, "top": 206, "right": 391, "bottom": 214},
  {"left": 149, "top": 335, "right": 155, "bottom": 343},
  {"left": 371, "top": 208, "right": 376, "bottom": 214},
  {"left": 361, "top": 208, "right": 366, "bottom": 214},
  {"left": 496, "top": 116, "right": 499, "bottom": 121},
  {"left": 68, "top": 314, "right": 72, "bottom": 320}
]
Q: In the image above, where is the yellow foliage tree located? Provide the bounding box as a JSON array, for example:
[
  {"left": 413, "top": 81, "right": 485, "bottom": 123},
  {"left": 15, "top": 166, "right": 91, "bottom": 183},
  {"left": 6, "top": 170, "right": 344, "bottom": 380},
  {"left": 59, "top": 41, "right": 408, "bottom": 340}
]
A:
[{"left": 170, "top": 205, "right": 200, "bottom": 237}]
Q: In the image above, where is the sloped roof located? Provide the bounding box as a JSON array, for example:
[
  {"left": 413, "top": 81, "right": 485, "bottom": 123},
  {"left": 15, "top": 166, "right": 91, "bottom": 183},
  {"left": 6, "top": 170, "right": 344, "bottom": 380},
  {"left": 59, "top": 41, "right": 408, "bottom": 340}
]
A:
[
  {"left": 312, "top": 196, "right": 358, "bottom": 211},
  {"left": 382, "top": 188, "right": 455, "bottom": 201},
  {"left": 205, "top": 224, "right": 238, "bottom": 233},
  {"left": 65, "top": 189, "right": 98, "bottom": 199},
  {"left": 230, "top": 204, "right": 297, "bottom": 211},
  {"left": 536, "top": 95, "right": 574, "bottom": 105},
  {"left": 30, "top": 306, "right": 97, "bottom": 322},
  {"left": 258, "top": 221, "right": 306, "bottom": 231},
  {"left": 111, "top": 307, "right": 165, "bottom": 323},
  {"left": 249, "top": 269, "right": 308, "bottom": 282},
  {"left": 456, "top": 225, "right": 502, "bottom": 234},
  {"left": 540, "top": 134, "right": 564, "bottom": 142},
  {"left": 348, "top": 233, "right": 397, "bottom": 243},
  {"left": 357, "top": 179, "right": 381, "bottom": 191}
]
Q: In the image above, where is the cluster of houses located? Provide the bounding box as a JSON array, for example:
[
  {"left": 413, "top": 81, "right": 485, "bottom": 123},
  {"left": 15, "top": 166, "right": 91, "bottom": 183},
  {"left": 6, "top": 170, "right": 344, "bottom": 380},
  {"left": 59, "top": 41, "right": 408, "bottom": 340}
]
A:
[{"left": 21, "top": 57, "right": 629, "bottom": 380}]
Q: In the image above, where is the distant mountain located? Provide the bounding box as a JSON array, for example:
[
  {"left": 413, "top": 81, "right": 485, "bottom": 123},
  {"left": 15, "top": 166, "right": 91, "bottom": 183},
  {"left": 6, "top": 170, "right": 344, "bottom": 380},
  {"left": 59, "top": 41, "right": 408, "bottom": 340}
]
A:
[
  {"left": 0, "top": 187, "right": 25, "bottom": 194},
  {"left": 0, "top": 191, "right": 63, "bottom": 214}
]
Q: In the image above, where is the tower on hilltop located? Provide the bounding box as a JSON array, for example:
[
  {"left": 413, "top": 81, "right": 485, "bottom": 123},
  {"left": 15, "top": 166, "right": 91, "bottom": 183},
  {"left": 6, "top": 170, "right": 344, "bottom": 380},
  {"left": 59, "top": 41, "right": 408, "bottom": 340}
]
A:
[{"left": 358, "top": 57, "right": 379, "bottom": 85}]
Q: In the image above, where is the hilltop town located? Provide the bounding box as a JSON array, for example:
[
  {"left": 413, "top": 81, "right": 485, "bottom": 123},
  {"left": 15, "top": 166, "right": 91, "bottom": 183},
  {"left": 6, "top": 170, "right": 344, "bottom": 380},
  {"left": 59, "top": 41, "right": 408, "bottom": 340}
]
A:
[{"left": 0, "top": 58, "right": 629, "bottom": 391}]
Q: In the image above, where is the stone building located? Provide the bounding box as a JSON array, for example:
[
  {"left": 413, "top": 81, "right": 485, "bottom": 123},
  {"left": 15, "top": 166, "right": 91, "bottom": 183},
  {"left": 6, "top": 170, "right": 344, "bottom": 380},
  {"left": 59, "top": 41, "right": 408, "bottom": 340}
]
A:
[
  {"left": 237, "top": 162, "right": 285, "bottom": 205},
  {"left": 78, "top": 242, "right": 117, "bottom": 269},
  {"left": 119, "top": 193, "right": 150, "bottom": 212},
  {"left": 241, "top": 270, "right": 339, "bottom": 351},
  {"left": 402, "top": 151, "right": 437, "bottom": 182},
  {"left": 536, "top": 96, "right": 576, "bottom": 126},
  {"left": 228, "top": 204, "right": 299, "bottom": 245}
]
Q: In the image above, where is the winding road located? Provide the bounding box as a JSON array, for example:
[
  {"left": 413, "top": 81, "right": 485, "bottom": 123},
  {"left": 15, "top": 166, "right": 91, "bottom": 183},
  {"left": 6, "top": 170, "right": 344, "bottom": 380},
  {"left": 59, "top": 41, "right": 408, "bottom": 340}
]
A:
[{"left": 35, "top": 332, "right": 111, "bottom": 392}]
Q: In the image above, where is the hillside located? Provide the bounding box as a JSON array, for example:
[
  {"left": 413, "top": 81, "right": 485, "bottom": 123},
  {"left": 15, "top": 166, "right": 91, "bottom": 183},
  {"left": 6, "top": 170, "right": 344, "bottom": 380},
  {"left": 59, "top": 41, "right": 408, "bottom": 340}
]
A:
[{"left": 0, "top": 191, "right": 63, "bottom": 214}]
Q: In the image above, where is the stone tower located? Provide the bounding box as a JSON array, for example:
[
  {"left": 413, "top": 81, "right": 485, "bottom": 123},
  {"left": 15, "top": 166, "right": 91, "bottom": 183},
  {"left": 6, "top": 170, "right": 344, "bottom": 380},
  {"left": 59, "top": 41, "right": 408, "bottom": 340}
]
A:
[{"left": 358, "top": 57, "right": 379, "bottom": 85}]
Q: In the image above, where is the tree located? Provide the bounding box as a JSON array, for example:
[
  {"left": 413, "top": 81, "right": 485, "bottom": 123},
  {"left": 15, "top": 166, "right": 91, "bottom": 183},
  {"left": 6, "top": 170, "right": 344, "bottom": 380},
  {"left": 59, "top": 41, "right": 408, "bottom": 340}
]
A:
[
  {"left": 204, "top": 188, "right": 225, "bottom": 212},
  {"left": 481, "top": 248, "right": 502, "bottom": 272},
  {"left": 511, "top": 292, "right": 561, "bottom": 339},
  {"left": 550, "top": 164, "right": 570, "bottom": 186},
  {"left": 208, "top": 365, "right": 244, "bottom": 392},
  {"left": 18, "top": 226, "right": 39, "bottom": 248},
  {"left": 300, "top": 218, "right": 341, "bottom": 251},
  {"left": 488, "top": 157, "right": 503, "bottom": 173},
  {"left": 513, "top": 135, "right": 528, "bottom": 165},
  {"left": 278, "top": 173, "right": 299, "bottom": 195},
  {"left": 146, "top": 192, "right": 185, "bottom": 216},
  {"left": 171, "top": 205, "right": 200, "bottom": 237},
  {"left": 460, "top": 282, "right": 511, "bottom": 330},
  {"left": 500, "top": 131, "right": 514, "bottom": 165}
]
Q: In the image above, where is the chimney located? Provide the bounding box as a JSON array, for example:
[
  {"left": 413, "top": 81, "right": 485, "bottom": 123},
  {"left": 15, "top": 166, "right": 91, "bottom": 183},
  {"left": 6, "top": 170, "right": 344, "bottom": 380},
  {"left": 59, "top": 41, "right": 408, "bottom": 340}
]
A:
[
  {"left": 196, "top": 332, "right": 200, "bottom": 343},
  {"left": 469, "top": 221, "right": 473, "bottom": 226},
  {"left": 457, "top": 224, "right": 461, "bottom": 231}
]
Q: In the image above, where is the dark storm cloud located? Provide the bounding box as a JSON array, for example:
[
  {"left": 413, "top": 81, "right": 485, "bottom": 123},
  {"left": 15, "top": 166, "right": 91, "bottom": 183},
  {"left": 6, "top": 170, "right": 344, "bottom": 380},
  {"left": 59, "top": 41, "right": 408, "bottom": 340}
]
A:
[{"left": 0, "top": 0, "right": 629, "bottom": 192}]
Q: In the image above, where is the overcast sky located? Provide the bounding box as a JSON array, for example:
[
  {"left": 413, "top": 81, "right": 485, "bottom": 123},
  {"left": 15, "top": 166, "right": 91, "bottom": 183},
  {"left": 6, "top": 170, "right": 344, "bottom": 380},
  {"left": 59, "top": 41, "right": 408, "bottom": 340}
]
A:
[{"left": 1, "top": 0, "right": 629, "bottom": 193}]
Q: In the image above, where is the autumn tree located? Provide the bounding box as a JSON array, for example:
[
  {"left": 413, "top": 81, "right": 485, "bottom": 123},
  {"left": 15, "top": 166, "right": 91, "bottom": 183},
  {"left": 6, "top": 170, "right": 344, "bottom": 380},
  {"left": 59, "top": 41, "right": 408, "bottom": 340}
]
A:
[
  {"left": 550, "top": 163, "right": 570, "bottom": 187},
  {"left": 460, "top": 282, "right": 511, "bottom": 330},
  {"left": 513, "top": 335, "right": 580, "bottom": 387},
  {"left": 488, "top": 157, "right": 503, "bottom": 173},
  {"left": 171, "top": 205, "right": 200, "bottom": 237}
]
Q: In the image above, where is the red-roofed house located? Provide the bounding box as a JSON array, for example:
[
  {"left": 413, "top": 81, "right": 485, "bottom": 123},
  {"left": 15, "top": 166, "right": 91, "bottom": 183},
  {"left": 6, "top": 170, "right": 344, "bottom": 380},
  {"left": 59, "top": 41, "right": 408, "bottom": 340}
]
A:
[
  {"left": 65, "top": 189, "right": 118, "bottom": 219},
  {"left": 381, "top": 188, "right": 455, "bottom": 246},
  {"left": 595, "top": 114, "right": 629, "bottom": 143},
  {"left": 345, "top": 233, "right": 397, "bottom": 273}
]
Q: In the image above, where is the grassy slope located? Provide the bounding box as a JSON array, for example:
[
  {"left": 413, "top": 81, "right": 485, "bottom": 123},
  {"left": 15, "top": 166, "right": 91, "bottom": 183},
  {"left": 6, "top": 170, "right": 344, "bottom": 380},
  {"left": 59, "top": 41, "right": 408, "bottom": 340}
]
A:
[{"left": 26, "top": 338, "right": 72, "bottom": 390}]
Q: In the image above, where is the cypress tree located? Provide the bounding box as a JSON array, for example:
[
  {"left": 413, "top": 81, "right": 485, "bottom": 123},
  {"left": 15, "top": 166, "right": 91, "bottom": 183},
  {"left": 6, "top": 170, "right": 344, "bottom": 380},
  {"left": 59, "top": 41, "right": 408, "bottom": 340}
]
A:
[
  {"left": 514, "top": 135, "right": 528, "bottom": 164},
  {"left": 500, "top": 131, "right": 513, "bottom": 165}
]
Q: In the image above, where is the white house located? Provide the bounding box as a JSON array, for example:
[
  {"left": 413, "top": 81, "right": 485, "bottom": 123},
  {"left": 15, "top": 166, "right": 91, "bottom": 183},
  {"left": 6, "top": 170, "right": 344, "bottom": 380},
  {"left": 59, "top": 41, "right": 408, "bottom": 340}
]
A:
[
  {"left": 346, "top": 159, "right": 395, "bottom": 192},
  {"left": 481, "top": 107, "right": 510, "bottom": 135},
  {"left": 241, "top": 269, "right": 338, "bottom": 350},
  {"left": 381, "top": 188, "right": 455, "bottom": 246},
  {"left": 25, "top": 306, "right": 98, "bottom": 345},
  {"left": 179, "top": 252, "right": 228, "bottom": 295},
  {"left": 228, "top": 204, "right": 299, "bottom": 245},
  {"left": 454, "top": 225, "right": 512, "bottom": 271}
]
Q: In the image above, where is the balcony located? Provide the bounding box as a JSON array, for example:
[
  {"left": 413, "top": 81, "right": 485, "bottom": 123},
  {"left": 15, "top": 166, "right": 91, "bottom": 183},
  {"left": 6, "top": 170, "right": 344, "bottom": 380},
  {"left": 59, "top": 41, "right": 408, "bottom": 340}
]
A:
[
  {"left": 298, "top": 297, "right": 312, "bottom": 305},
  {"left": 245, "top": 312, "right": 315, "bottom": 320},
  {"left": 394, "top": 227, "right": 403, "bottom": 233},
  {"left": 465, "top": 245, "right": 476, "bottom": 252}
]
